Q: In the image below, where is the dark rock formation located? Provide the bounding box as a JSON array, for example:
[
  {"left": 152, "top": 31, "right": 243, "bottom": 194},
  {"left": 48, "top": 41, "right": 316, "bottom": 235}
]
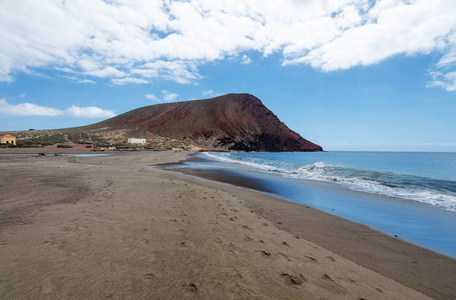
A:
[{"left": 91, "top": 93, "right": 322, "bottom": 152}]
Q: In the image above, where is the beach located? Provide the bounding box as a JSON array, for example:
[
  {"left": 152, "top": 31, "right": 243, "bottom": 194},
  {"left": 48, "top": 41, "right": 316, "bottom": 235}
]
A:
[{"left": 1, "top": 150, "right": 455, "bottom": 299}]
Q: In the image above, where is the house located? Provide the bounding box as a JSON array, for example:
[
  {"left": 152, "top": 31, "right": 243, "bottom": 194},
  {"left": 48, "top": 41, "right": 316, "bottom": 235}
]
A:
[
  {"left": 1, "top": 134, "right": 16, "bottom": 145},
  {"left": 127, "top": 138, "right": 146, "bottom": 144}
]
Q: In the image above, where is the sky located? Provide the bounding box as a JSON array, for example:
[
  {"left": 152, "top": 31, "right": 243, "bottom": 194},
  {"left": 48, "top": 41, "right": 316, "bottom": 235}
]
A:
[{"left": 1, "top": 0, "right": 455, "bottom": 152}]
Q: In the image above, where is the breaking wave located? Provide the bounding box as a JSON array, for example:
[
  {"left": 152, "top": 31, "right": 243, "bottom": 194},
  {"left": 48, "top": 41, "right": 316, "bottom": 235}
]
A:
[{"left": 203, "top": 152, "right": 456, "bottom": 212}]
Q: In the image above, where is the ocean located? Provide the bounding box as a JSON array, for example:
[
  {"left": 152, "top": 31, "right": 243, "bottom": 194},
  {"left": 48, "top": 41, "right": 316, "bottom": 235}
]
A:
[{"left": 164, "top": 151, "right": 456, "bottom": 258}]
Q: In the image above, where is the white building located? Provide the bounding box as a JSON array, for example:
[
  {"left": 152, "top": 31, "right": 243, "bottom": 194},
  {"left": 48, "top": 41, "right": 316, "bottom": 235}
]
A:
[{"left": 127, "top": 138, "right": 146, "bottom": 144}]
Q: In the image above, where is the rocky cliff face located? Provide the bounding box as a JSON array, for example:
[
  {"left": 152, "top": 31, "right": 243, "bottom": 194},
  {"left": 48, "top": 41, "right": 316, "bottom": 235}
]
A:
[{"left": 92, "top": 93, "right": 322, "bottom": 152}]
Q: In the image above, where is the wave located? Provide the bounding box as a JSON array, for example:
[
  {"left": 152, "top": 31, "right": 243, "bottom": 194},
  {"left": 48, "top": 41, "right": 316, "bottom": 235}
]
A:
[{"left": 203, "top": 152, "right": 456, "bottom": 212}]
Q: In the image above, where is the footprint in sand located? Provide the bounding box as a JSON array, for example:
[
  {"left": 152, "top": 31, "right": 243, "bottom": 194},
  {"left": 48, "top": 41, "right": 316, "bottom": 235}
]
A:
[
  {"left": 144, "top": 273, "right": 156, "bottom": 280},
  {"left": 280, "top": 273, "right": 306, "bottom": 286},
  {"left": 240, "top": 224, "right": 252, "bottom": 231},
  {"left": 322, "top": 273, "right": 333, "bottom": 280},
  {"left": 256, "top": 250, "right": 272, "bottom": 257},
  {"left": 184, "top": 282, "right": 198, "bottom": 292},
  {"left": 319, "top": 273, "right": 347, "bottom": 294},
  {"left": 305, "top": 256, "right": 317, "bottom": 262}
]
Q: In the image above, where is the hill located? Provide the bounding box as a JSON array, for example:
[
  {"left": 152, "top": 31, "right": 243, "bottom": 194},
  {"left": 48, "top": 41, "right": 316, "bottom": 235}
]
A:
[
  {"left": 2, "top": 94, "right": 322, "bottom": 152},
  {"left": 85, "top": 93, "right": 322, "bottom": 152}
]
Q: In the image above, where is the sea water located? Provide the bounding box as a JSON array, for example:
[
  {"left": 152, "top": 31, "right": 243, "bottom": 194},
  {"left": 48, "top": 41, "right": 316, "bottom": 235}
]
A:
[
  {"left": 167, "top": 151, "right": 456, "bottom": 258},
  {"left": 204, "top": 151, "right": 456, "bottom": 212}
]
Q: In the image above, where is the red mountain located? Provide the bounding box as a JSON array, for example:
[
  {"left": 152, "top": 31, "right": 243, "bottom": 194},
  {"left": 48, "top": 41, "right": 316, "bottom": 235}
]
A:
[{"left": 90, "top": 93, "right": 322, "bottom": 152}]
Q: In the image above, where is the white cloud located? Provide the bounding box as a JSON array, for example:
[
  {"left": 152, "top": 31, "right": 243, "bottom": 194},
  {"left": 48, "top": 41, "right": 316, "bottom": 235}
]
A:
[
  {"left": 0, "top": 0, "right": 455, "bottom": 90},
  {"left": 0, "top": 98, "right": 116, "bottom": 118},
  {"left": 0, "top": 99, "right": 61, "bottom": 117},
  {"left": 78, "top": 79, "right": 96, "bottom": 84},
  {"left": 145, "top": 94, "right": 158, "bottom": 101},
  {"left": 62, "top": 75, "right": 96, "bottom": 84},
  {"left": 64, "top": 105, "right": 116, "bottom": 118},
  {"left": 132, "top": 61, "right": 202, "bottom": 84},
  {"left": 112, "top": 77, "right": 148, "bottom": 85},
  {"left": 85, "top": 67, "right": 125, "bottom": 78},
  {"left": 202, "top": 90, "right": 217, "bottom": 97},
  {"left": 163, "top": 91, "right": 179, "bottom": 102},
  {"left": 428, "top": 71, "right": 456, "bottom": 91},
  {"left": 283, "top": 1, "right": 456, "bottom": 71},
  {"left": 145, "top": 90, "right": 179, "bottom": 103},
  {"left": 241, "top": 55, "right": 252, "bottom": 64}
]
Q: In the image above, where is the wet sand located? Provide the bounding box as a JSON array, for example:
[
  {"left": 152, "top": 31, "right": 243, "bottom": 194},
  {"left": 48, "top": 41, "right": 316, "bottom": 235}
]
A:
[{"left": 0, "top": 151, "right": 454, "bottom": 299}]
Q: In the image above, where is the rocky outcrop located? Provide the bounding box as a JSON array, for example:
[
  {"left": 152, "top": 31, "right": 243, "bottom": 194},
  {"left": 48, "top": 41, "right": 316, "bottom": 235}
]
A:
[{"left": 91, "top": 93, "right": 322, "bottom": 152}]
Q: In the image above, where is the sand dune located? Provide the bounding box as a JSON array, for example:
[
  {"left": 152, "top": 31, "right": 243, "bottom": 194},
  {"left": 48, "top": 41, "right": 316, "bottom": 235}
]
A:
[{"left": 0, "top": 151, "right": 450, "bottom": 299}]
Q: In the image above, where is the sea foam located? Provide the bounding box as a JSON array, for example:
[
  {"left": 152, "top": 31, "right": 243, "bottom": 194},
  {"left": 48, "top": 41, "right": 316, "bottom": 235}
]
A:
[{"left": 203, "top": 152, "right": 456, "bottom": 212}]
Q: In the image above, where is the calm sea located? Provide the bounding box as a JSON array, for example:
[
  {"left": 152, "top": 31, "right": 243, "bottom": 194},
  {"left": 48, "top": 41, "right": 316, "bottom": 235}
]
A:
[{"left": 166, "top": 151, "right": 456, "bottom": 258}]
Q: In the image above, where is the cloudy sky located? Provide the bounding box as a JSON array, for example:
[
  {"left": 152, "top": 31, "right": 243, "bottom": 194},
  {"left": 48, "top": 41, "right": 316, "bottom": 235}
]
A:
[{"left": 1, "top": 0, "right": 455, "bottom": 151}]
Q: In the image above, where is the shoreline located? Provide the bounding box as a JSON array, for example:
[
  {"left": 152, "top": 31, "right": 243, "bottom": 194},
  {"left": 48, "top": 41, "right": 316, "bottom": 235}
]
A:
[
  {"left": 160, "top": 152, "right": 456, "bottom": 257},
  {"left": 0, "top": 150, "right": 454, "bottom": 299},
  {"left": 159, "top": 152, "right": 456, "bottom": 299}
]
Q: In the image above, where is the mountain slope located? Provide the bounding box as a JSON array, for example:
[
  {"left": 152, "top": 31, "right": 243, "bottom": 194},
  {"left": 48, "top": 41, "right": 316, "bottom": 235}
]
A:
[{"left": 88, "top": 93, "right": 322, "bottom": 152}]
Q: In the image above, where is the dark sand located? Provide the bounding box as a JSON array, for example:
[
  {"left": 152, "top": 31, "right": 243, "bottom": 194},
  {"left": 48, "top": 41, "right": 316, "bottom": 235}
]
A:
[
  {"left": 0, "top": 150, "right": 454, "bottom": 299},
  {"left": 0, "top": 143, "right": 93, "bottom": 155}
]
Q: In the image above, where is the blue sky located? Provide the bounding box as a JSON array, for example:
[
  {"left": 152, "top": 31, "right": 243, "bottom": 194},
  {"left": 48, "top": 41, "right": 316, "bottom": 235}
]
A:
[{"left": 1, "top": 0, "right": 455, "bottom": 151}]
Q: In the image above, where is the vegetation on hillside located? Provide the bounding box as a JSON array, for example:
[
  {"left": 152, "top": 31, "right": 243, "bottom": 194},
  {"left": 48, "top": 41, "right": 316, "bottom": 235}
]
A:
[
  {"left": 0, "top": 129, "right": 111, "bottom": 148},
  {"left": 0, "top": 127, "right": 191, "bottom": 149}
]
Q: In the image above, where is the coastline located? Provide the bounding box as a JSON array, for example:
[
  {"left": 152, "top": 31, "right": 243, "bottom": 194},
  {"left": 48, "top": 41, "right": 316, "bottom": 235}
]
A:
[
  {"left": 161, "top": 153, "right": 456, "bottom": 299},
  {"left": 1, "top": 150, "right": 454, "bottom": 299}
]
